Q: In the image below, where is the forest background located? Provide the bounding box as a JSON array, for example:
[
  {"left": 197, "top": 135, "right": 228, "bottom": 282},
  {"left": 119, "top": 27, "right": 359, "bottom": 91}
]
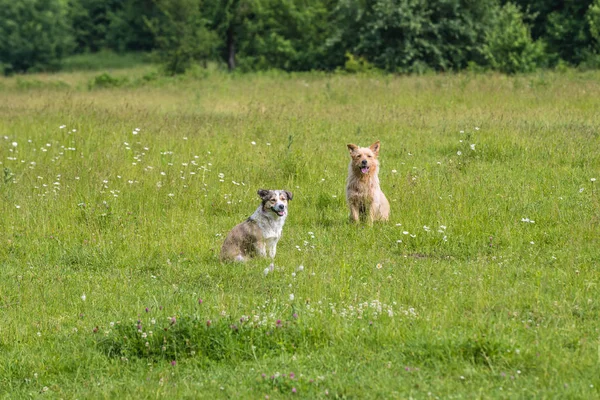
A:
[{"left": 3, "top": 0, "right": 600, "bottom": 76}]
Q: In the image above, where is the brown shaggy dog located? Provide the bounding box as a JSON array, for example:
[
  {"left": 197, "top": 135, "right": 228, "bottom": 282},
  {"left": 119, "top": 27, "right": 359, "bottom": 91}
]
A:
[{"left": 346, "top": 141, "right": 390, "bottom": 223}]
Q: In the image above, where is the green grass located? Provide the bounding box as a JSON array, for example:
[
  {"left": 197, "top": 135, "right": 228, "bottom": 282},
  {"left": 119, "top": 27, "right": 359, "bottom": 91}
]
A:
[
  {"left": 60, "top": 50, "right": 153, "bottom": 72},
  {"left": 0, "top": 68, "right": 599, "bottom": 398}
]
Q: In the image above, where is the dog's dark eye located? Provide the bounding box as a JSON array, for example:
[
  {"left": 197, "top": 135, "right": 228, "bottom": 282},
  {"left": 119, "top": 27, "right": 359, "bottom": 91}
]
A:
[{"left": 368, "top": 155, "right": 372, "bottom": 158}]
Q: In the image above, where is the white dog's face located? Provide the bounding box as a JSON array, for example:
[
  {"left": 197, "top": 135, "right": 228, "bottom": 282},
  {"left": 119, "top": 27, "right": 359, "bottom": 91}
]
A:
[{"left": 258, "top": 189, "right": 293, "bottom": 217}]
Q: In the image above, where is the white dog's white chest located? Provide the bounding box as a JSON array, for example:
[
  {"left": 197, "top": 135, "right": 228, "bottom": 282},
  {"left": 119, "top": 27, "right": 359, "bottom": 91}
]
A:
[{"left": 258, "top": 221, "right": 284, "bottom": 240}]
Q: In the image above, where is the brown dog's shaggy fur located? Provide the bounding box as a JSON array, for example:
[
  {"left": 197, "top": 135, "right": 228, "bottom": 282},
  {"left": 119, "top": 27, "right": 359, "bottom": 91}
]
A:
[{"left": 346, "top": 141, "right": 390, "bottom": 223}]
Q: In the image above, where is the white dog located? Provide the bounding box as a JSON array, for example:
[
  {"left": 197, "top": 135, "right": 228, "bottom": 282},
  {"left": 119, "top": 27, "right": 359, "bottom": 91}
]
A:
[{"left": 220, "top": 189, "right": 293, "bottom": 262}]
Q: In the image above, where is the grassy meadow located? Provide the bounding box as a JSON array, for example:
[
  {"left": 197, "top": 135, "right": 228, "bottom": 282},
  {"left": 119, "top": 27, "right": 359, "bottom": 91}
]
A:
[{"left": 1, "top": 66, "right": 599, "bottom": 398}]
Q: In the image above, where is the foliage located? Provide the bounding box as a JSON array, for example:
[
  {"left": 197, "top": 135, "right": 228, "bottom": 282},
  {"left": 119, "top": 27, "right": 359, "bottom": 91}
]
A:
[
  {"left": 343, "top": 53, "right": 376, "bottom": 73},
  {"left": 504, "top": 0, "right": 596, "bottom": 65},
  {"left": 202, "top": 0, "right": 333, "bottom": 72},
  {"left": 87, "top": 72, "right": 129, "bottom": 89},
  {"left": 589, "top": 0, "right": 600, "bottom": 49},
  {"left": 5, "top": 0, "right": 600, "bottom": 75},
  {"left": 236, "top": 0, "right": 332, "bottom": 71},
  {"left": 482, "top": 3, "right": 545, "bottom": 74},
  {"left": 0, "top": 0, "right": 73, "bottom": 74},
  {"left": 67, "top": 0, "right": 122, "bottom": 52},
  {"left": 146, "top": 0, "right": 218, "bottom": 75},
  {"left": 326, "top": 0, "right": 498, "bottom": 73},
  {"left": 105, "top": 0, "right": 161, "bottom": 52}
]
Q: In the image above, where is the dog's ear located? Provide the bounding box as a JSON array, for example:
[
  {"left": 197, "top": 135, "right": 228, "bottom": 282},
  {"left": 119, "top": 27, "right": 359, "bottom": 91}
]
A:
[
  {"left": 257, "top": 189, "right": 271, "bottom": 200},
  {"left": 284, "top": 190, "right": 293, "bottom": 201},
  {"left": 369, "top": 140, "right": 380, "bottom": 156},
  {"left": 347, "top": 143, "right": 358, "bottom": 154}
]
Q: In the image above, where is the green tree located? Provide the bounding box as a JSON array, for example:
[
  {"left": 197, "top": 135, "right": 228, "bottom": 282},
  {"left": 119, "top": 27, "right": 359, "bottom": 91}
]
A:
[
  {"left": 327, "top": 0, "right": 498, "bottom": 73},
  {"left": 0, "top": 0, "right": 73, "bottom": 74},
  {"left": 504, "top": 0, "right": 595, "bottom": 65},
  {"left": 203, "top": 0, "right": 333, "bottom": 71},
  {"left": 482, "top": 3, "right": 544, "bottom": 74},
  {"left": 146, "top": 0, "right": 218, "bottom": 75},
  {"left": 202, "top": 0, "right": 251, "bottom": 71},
  {"left": 588, "top": 0, "right": 600, "bottom": 49},
  {"left": 67, "top": 0, "right": 122, "bottom": 52},
  {"left": 105, "top": 0, "right": 161, "bottom": 52}
]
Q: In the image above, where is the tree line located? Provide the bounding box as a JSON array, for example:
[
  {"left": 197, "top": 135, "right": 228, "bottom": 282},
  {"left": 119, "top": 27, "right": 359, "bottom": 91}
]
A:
[{"left": 2, "top": 0, "right": 600, "bottom": 76}]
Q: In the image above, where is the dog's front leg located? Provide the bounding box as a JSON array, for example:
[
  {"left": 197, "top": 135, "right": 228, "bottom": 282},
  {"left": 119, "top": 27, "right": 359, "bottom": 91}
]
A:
[
  {"left": 368, "top": 204, "right": 378, "bottom": 224},
  {"left": 349, "top": 203, "right": 360, "bottom": 222},
  {"left": 267, "top": 239, "right": 277, "bottom": 259},
  {"left": 256, "top": 242, "right": 267, "bottom": 257}
]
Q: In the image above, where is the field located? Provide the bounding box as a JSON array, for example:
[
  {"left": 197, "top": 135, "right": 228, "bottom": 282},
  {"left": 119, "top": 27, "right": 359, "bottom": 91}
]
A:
[{"left": 1, "top": 67, "right": 599, "bottom": 399}]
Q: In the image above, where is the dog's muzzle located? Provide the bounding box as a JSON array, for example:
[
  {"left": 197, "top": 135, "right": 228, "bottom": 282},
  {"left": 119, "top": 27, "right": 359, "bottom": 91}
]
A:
[
  {"left": 360, "top": 160, "right": 370, "bottom": 174},
  {"left": 272, "top": 204, "right": 286, "bottom": 217}
]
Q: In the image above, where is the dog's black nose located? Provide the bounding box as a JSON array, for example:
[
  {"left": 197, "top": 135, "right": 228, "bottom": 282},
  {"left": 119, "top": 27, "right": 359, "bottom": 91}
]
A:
[
  {"left": 361, "top": 159, "right": 367, "bottom": 165},
  {"left": 277, "top": 204, "right": 285, "bottom": 211}
]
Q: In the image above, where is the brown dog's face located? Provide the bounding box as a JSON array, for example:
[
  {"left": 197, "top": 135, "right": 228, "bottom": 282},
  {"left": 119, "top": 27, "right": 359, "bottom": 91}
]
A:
[
  {"left": 258, "top": 189, "right": 293, "bottom": 217},
  {"left": 347, "top": 141, "right": 380, "bottom": 175}
]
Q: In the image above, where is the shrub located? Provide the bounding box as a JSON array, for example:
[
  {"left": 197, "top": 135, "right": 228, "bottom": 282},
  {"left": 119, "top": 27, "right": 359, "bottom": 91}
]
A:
[
  {"left": 88, "top": 72, "right": 128, "bottom": 89},
  {"left": 343, "top": 53, "right": 376, "bottom": 73},
  {"left": 482, "top": 3, "right": 545, "bottom": 74}
]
